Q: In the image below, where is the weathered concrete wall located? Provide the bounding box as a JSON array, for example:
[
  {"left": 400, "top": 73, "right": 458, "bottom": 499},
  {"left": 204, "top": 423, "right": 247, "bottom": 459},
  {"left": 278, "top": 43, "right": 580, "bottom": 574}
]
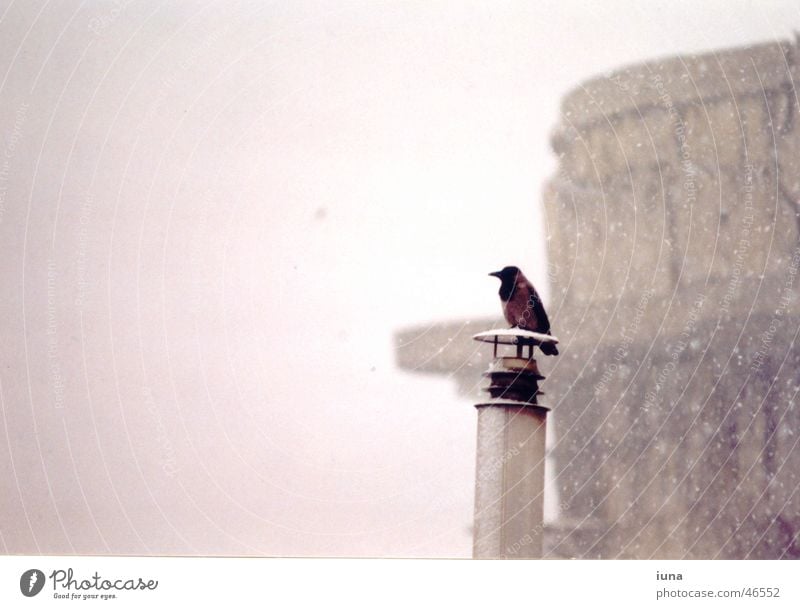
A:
[{"left": 544, "top": 39, "right": 800, "bottom": 558}]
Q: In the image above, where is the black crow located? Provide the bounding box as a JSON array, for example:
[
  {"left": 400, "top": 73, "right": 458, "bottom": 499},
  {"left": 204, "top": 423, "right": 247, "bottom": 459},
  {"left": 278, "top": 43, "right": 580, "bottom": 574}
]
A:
[{"left": 489, "top": 265, "right": 559, "bottom": 356}]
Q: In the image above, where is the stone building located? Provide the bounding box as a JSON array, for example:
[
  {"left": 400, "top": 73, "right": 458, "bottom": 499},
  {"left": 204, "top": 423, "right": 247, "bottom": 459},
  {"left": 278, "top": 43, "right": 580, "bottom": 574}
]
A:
[{"left": 396, "top": 39, "right": 800, "bottom": 558}]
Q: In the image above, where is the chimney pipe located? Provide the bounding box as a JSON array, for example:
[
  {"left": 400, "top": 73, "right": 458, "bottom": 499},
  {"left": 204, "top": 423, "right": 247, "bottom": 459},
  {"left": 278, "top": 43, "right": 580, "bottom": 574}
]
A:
[{"left": 471, "top": 329, "right": 556, "bottom": 559}]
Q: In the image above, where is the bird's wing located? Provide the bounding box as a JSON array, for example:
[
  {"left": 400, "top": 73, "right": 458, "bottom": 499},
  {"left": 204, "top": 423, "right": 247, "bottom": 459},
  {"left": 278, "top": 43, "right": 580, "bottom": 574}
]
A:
[{"left": 529, "top": 286, "right": 552, "bottom": 334}]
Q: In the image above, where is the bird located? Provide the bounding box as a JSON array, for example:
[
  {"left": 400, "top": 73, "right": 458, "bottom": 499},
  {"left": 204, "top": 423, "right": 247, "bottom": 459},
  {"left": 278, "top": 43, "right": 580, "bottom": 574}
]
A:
[{"left": 489, "top": 265, "right": 559, "bottom": 356}]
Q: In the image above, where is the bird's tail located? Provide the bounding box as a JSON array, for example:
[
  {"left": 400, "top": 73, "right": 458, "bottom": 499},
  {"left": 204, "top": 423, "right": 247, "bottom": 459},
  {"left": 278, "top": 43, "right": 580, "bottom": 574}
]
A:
[{"left": 540, "top": 341, "right": 559, "bottom": 356}]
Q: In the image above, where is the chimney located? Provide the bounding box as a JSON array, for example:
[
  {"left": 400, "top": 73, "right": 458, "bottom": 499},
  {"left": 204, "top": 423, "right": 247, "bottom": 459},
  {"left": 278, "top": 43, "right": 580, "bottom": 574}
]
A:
[{"left": 471, "top": 329, "right": 557, "bottom": 559}]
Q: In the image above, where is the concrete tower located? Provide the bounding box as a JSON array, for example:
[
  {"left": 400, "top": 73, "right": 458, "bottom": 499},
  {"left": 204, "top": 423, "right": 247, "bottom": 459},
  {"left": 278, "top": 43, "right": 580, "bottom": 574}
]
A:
[{"left": 542, "top": 39, "right": 800, "bottom": 559}]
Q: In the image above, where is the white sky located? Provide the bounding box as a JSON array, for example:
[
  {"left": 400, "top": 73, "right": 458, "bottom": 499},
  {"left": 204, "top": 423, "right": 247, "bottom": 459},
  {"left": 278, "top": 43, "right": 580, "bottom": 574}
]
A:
[{"left": 0, "top": 0, "right": 798, "bottom": 557}]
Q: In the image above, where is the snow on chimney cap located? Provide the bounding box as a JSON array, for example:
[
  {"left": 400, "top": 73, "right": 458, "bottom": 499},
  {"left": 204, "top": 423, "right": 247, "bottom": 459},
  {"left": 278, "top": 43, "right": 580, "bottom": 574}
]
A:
[{"left": 472, "top": 328, "right": 559, "bottom": 346}]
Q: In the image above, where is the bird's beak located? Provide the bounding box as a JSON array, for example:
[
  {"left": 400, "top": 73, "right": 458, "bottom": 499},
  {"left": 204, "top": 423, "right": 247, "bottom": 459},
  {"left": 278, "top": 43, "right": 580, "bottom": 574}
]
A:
[{"left": 488, "top": 271, "right": 501, "bottom": 278}]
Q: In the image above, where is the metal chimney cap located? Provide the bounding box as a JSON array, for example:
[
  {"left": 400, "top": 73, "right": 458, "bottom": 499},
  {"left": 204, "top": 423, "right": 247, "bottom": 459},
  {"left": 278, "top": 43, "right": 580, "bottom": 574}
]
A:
[{"left": 472, "top": 328, "right": 559, "bottom": 346}]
